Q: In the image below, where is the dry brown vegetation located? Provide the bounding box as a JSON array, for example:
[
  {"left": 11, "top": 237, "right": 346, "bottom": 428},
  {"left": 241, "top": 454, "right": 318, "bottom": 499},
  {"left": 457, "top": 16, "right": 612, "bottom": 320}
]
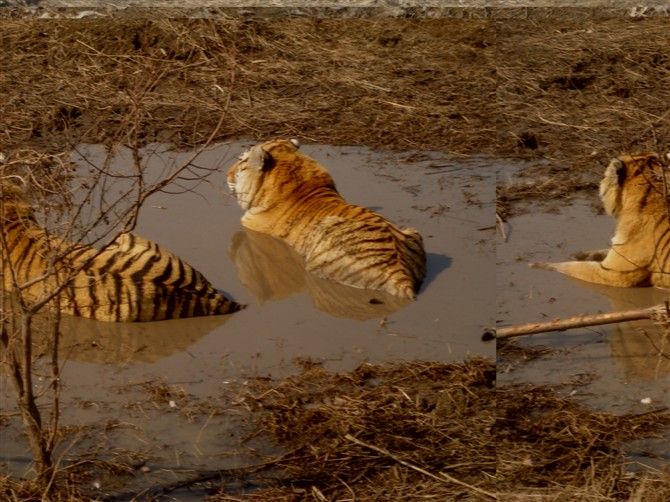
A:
[
  {"left": 497, "top": 16, "right": 670, "bottom": 216},
  {"left": 2, "top": 358, "right": 670, "bottom": 500},
  {"left": 0, "top": 17, "right": 494, "bottom": 155},
  {"left": 498, "top": 17, "right": 670, "bottom": 162},
  {"left": 2, "top": 15, "right": 668, "bottom": 217},
  {"left": 3, "top": 11, "right": 670, "bottom": 500},
  {"left": 209, "top": 358, "right": 670, "bottom": 501},
  {"left": 219, "top": 358, "right": 497, "bottom": 501}
]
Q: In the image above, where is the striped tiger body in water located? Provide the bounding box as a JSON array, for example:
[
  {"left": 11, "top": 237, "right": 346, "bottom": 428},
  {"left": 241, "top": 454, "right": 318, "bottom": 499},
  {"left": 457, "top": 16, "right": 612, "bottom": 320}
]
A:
[
  {"left": 1, "top": 179, "right": 242, "bottom": 322},
  {"left": 227, "top": 139, "right": 426, "bottom": 299}
]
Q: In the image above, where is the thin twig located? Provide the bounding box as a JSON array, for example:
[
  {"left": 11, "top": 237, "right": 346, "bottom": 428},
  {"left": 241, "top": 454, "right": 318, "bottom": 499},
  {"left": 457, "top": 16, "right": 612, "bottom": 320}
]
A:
[
  {"left": 536, "top": 114, "right": 593, "bottom": 130},
  {"left": 344, "top": 434, "right": 496, "bottom": 500},
  {"left": 496, "top": 212, "right": 508, "bottom": 242}
]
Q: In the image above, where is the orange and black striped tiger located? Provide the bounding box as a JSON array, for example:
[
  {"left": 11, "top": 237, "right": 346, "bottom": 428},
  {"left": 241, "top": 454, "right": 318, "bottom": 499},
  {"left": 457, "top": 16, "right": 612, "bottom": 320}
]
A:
[
  {"left": 532, "top": 152, "right": 670, "bottom": 287},
  {"left": 1, "top": 177, "right": 242, "bottom": 322},
  {"left": 227, "top": 139, "right": 426, "bottom": 299}
]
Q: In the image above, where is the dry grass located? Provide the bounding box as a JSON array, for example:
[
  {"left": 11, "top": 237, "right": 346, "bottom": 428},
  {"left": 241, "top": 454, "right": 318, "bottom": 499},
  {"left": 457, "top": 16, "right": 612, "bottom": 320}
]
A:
[
  {"left": 497, "top": 384, "right": 670, "bottom": 501},
  {"left": 0, "top": 475, "right": 91, "bottom": 502},
  {"left": 0, "top": 461, "right": 130, "bottom": 502},
  {"left": 497, "top": 16, "right": 670, "bottom": 216},
  {"left": 0, "top": 18, "right": 494, "bottom": 155},
  {"left": 498, "top": 17, "right": 670, "bottom": 161},
  {"left": 3, "top": 358, "right": 670, "bottom": 500},
  {"left": 207, "top": 358, "right": 670, "bottom": 501},
  {"left": 3, "top": 16, "right": 668, "bottom": 218}
]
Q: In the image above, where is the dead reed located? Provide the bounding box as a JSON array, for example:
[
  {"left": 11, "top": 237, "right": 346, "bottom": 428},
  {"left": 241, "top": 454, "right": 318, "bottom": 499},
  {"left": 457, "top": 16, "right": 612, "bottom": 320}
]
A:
[
  {"left": 209, "top": 358, "right": 670, "bottom": 501},
  {"left": 3, "top": 358, "right": 670, "bottom": 499}
]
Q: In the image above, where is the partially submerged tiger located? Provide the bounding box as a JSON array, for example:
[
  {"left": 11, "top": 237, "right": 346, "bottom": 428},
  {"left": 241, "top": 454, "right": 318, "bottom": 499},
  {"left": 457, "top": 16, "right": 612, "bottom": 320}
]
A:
[
  {"left": 1, "top": 177, "right": 242, "bottom": 322},
  {"left": 532, "top": 152, "right": 670, "bottom": 287},
  {"left": 227, "top": 139, "right": 426, "bottom": 299}
]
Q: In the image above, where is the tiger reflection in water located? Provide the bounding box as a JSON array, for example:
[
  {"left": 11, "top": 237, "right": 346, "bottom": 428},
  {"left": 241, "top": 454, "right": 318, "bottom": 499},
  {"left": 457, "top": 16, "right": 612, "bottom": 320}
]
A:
[
  {"left": 229, "top": 229, "right": 410, "bottom": 320},
  {"left": 577, "top": 281, "right": 670, "bottom": 381}
]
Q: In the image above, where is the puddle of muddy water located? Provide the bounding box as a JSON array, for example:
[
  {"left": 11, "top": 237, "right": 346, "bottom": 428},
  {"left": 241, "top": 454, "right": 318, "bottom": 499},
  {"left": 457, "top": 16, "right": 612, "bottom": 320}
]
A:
[
  {"left": 497, "top": 195, "right": 670, "bottom": 466},
  {"left": 1, "top": 141, "right": 494, "bottom": 490}
]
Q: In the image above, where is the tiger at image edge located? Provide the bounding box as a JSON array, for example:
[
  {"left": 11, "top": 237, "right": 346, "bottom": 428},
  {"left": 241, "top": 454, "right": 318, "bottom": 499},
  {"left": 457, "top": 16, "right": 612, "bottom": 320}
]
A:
[
  {"left": 1, "top": 178, "right": 242, "bottom": 322},
  {"left": 227, "top": 139, "right": 427, "bottom": 299},
  {"left": 531, "top": 152, "right": 670, "bottom": 288}
]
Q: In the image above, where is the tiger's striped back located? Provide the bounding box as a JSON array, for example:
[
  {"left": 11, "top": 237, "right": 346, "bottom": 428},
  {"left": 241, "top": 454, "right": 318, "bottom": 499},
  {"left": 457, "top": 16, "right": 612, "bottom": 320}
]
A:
[
  {"left": 227, "top": 139, "right": 426, "bottom": 299},
  {"left": 2, "top": 181, "right": 242, "bottom": 322}
]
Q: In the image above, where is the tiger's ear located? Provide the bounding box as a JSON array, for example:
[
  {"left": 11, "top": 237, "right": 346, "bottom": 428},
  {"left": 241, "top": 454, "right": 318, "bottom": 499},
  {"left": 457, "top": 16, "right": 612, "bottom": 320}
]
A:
[
  {"left": 609, "top": 158, "right": 627, "bottom": 186},
  {"left": 1, "top": 173, "right": 29, "bottom": 195},
  {"left": 245, "top": 145, "right": 272, "bottom": 171},
  {"left": 642, "top": 153, "right": 661, "bottom": 172}
]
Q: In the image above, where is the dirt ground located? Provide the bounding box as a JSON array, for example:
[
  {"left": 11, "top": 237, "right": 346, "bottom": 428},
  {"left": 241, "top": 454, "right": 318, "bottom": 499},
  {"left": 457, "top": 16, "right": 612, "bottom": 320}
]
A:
[
  {"left": 0, "top": 16, "right": 493, "bottom": 154},
  {"left": 2, "top": 9, "right": 670, "bottom": 501}
]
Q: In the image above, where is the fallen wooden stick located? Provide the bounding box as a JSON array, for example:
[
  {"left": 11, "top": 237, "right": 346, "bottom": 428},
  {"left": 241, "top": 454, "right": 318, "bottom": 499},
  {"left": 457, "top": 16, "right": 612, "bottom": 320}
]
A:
[{"left": 483, "top": 304, "right": 670, "bottom": 340}]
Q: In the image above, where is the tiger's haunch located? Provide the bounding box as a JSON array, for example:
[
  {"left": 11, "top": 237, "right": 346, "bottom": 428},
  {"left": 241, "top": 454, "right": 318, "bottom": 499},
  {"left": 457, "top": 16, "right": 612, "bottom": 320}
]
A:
[
  {"left": 227, "top": 139, "right": 427, "bottom": 299},
  {"left": 1, "top": 181, "right": 242, "bottom": 322}
]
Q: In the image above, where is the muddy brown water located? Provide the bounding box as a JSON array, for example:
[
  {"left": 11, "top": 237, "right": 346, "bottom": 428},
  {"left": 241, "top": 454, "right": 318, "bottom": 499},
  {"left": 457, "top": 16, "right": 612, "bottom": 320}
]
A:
[
  {"left": 1, "top": 142, "right": 494, "bottom": 492},
  {"left": 497, "top": 194, "right": 670, "bottom": 466}
]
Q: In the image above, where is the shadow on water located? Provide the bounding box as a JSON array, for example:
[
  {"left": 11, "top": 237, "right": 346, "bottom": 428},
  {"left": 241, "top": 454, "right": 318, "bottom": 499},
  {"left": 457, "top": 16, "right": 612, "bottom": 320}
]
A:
[
  {"left": 422, "top": 252, "right": 451, "bottom": 292},
  {"left": 228, "top": 229, "right": 411, "bottom": 320}
]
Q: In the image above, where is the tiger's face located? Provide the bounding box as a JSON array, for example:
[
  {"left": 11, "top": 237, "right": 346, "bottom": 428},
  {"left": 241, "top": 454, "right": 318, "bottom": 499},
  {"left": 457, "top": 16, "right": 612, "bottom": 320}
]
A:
[
  {"left": 599, "top": 153, "right": 665, "bottom": 217},
  {"left": 227, "top": 138, "right": 334, "bottom": 211},
  {"left": 227, "top": 139, "right": 297, "bottom": 210}
]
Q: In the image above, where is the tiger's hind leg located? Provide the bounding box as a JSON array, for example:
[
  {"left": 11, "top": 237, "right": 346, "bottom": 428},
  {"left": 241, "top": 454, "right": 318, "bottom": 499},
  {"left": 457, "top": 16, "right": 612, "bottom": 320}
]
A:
[{"left": 530, "top": 259, "right": 649, "bottom": 287}]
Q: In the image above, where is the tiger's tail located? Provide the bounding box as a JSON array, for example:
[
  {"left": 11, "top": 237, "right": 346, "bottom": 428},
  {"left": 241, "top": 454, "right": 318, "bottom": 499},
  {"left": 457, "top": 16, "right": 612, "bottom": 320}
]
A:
[{"left": 210, "top": 292, "right": 245, "bottom": 315}]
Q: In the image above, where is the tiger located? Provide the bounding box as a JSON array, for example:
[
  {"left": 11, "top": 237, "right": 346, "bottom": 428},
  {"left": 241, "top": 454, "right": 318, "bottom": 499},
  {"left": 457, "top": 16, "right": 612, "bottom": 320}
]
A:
[
  {"left": 1, "top": 176, "right": 242, "bottom": 322},
  {"left": 226, "top": 139, "right": 426, "bottom": 299},
  {"left": 531, "top": 152, "right": 670, "bottom": 287}
]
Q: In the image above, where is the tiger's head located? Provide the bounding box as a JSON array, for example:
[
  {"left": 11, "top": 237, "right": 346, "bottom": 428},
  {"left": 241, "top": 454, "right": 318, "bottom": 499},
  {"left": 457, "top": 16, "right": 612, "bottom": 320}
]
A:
[
  {"left": 227, "top": 139, "right": 337, "bottom": 211},
  {"left": 0, "top": 173, "right": 32, "bottom": 220},
  {"left": 599, "top": 152, "right": 670, "bottom": 218}
]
